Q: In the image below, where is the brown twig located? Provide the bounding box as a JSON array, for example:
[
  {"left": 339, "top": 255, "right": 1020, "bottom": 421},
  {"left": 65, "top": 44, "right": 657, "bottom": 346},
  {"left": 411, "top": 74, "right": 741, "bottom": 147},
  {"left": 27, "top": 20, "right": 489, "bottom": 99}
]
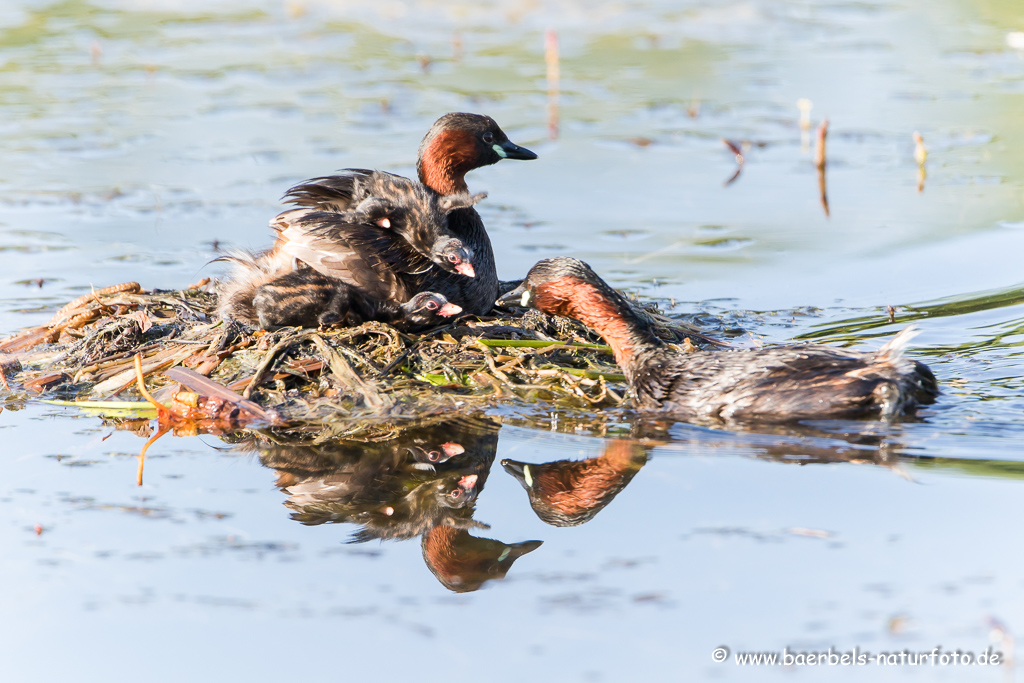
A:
[
  {"left": 814, "top": 119, "right": 828, "bottom": 169},
  {"left": 134, "top": 353, "right": 169, "bottom": 422},
  {"left": 164, "top": 366, "right": 280, "bottom": 425},
  {"left": 722, "top": 139, "right": 745, "bottom": 164},
  {"left": 136, "top": 425, "right": 169, "bottom": 486},
  {"left": 722, "top": 139, "right": 745, "bottom": 186},
  {"left": 47, "top": 282, "right": 141, "bottom": 327},
  {"left": 818, "top": 165, "right": 830, "bottom": 218},
  {"left": 815, "top": 120, "right": 830, "bottom": 217}
]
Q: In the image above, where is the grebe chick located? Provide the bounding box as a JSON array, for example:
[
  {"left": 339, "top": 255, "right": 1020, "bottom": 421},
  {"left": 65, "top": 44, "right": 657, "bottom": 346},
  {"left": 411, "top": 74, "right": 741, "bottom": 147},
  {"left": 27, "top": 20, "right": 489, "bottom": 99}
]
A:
[
  {"left": 497, "top": 257, "right": 938, "bottom": 423},
  {"left": 270, "top": 188, "right": 483, "bottom": 301},
  {"left": 250, "top": 269, "right": 461, "bottom": 331},
  {"left": 216, "top": 182, "right": 480, "bottom": 330},
  {"left": 286, "top": 175, "right": 485, "bottom": 279}
]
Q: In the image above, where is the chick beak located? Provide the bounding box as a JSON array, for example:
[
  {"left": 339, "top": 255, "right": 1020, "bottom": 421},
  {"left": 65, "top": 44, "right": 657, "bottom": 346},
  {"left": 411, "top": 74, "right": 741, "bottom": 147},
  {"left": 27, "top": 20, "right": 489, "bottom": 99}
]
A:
[
  {"left": 438, "top": 303, "right": 462, "bottom": 317},
  {"left": 454, "top": 261, "right": 476, "bottom": 278},
  {"left": 375, "top": 217, "right": 391, "bottom": 229},
  {"left": 458, "top": 474, "right": 478, "bottom": 491},
  {"left": 441, "top": 442, "right": 465, "bottom": 457}
]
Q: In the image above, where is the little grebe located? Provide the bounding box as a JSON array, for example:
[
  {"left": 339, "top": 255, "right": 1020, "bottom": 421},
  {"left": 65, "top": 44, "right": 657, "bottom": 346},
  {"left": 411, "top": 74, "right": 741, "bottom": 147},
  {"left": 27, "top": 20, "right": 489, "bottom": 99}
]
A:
[
  {"left": 497, "top": 258, "right": 939, "bottom": 423},
  {"left": 283, "top": 113, "right": 537, "bottom": 314}
]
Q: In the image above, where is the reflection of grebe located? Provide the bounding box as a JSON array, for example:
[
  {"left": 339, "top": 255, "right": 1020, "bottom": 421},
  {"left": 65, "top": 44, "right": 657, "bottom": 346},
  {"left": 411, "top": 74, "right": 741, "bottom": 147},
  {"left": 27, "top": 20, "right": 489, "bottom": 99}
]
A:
[
  {"left": 499, "top": 258, "right": 938, "bottom": 423},
  {"left": 254, "top": 420, "right": 495, "bottom": 542},
  {"left": 422, "top": 525, "right": 542, "bottom": 593},
  {"left": 251, "top": 417, "right": 544, "bottom": 591},
  {"left": 503, "top": 440, "right": 648, "bottom": 527}
]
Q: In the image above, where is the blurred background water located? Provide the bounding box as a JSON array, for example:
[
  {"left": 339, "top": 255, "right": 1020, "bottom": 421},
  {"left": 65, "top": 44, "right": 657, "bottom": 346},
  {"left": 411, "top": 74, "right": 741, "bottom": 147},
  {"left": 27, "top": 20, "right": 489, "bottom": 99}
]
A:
[{"left": 2, "top": 0, "right": 1024, "bottom": 680}]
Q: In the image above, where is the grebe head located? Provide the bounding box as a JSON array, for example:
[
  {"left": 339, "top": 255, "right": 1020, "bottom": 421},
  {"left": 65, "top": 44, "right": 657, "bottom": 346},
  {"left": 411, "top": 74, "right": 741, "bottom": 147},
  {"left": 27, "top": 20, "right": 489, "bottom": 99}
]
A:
[
  {"left": 417, "top": 113, "right": 537, "bottom": 194},
  {"left": 433, "top": 237, "right": 476, "bottom": 278},
  {"left": 353, "top": 184, "right": 486, "bottom": 278},
  {"left": 408, "top": 441, "right": 465, "bottom": 466},
  {"left": 495, "top": 257, "right": 605, "bottom": 314},
  {"left": 402, "top": 291, "right": 462, "bottom": 327}
]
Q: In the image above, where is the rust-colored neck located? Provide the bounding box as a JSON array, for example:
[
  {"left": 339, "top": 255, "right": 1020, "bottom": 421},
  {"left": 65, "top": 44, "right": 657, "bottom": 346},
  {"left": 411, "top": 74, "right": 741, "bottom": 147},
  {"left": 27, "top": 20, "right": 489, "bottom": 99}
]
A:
[
  {"left": 599, "top": 440, "right": 647, "bottom": 471},
  {"left": 534, "top": 278, "right": 655, "bottom": 370},
  {"left": 423, "top": 524, "right": 457, "bottom": 565},
  {"left": 417, "top": 129, "right": 476, "bottom": 195}
]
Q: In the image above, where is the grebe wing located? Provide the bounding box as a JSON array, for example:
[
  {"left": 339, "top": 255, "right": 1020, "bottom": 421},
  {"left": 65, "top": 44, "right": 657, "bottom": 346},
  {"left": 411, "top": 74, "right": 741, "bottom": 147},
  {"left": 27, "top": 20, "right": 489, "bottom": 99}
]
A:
[{"left": 271, "top": 208, "right": 408, "bottom": 301}]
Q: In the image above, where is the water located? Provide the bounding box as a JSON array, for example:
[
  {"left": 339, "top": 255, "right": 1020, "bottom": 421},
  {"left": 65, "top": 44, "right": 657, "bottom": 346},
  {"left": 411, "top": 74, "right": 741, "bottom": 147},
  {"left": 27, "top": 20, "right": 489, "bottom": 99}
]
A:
[{"left": 2, "top": 0, "right": 1024, "bottom": 680}]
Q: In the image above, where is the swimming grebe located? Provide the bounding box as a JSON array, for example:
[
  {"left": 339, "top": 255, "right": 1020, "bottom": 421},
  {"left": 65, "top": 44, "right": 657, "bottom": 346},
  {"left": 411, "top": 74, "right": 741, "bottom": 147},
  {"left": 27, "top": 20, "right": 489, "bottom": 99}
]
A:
[{"left": 497, "top": 257, "right": 939, "bottom": 423}]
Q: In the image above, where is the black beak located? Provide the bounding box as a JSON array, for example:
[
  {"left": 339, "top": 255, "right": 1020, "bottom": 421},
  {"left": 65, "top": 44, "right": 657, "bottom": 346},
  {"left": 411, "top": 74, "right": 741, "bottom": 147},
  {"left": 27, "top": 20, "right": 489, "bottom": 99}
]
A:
[
  {"left": 501, "top": 459, "right": 533, "bottom": 489},
  {"left": 499, "top": 139, "right": 538, "bottom": 161},
  {"left": 495, "top": 281, "right": 529, "bottom": 308}
]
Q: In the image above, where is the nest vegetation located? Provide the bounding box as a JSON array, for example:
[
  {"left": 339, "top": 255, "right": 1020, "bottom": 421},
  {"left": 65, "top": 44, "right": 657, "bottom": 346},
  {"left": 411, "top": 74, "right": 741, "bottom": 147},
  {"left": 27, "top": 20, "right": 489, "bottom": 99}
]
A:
[{"left": 0, "top": 278, "right": 720, "bottom": 428}]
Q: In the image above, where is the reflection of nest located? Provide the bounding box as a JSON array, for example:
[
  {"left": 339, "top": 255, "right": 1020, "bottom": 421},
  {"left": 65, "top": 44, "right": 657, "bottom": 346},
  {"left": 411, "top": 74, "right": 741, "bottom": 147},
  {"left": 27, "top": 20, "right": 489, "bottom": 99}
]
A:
[{"left": 0, "top": 281, "right": 720, "bottom": 425}]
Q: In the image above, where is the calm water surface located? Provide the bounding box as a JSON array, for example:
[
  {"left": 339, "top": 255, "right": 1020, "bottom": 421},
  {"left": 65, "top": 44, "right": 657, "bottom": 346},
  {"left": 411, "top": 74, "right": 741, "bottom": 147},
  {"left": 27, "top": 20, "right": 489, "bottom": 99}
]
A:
[{"left": 2, "top": 1, "right": 1024, "bottom": 680}]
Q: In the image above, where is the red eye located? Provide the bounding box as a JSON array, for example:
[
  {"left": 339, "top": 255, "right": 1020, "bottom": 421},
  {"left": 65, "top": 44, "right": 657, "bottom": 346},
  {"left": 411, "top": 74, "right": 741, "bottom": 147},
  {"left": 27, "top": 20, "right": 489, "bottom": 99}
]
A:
[
  {"left": 447, "top": 254, "right": 458, "bottom": 263},
  {"left": 450, "top": 489, "right": 462, "bottom": 499},
  {"left": 426, "top": 300, "right": 438, "bottom": 310},
  {"left": 482, "top": 132, "right": 494, "bottom": 144},
  {"left": 428, "top": 450, "right": 441, "bottom": 462}
]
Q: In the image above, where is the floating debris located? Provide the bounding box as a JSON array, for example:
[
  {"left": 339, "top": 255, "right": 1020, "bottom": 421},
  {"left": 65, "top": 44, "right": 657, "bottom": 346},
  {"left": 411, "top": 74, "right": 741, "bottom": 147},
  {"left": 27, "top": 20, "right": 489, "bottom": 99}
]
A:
[
  {"left": 814, "top": 119, "right": 829, "bottom": 170},
  {"left": 913, "top": 131, "right": 927, "bottom": 193},
  {"left": 722, "top": 139, "right": 745, "bottom": 186},
  {"left": 798, "top": 98, "right": 813, "bottom": 152},
  {"left": 723, "top": 138, "right": 745, "bottom": 165},
  {"left": 797, "top": 99, "right": 813, "bottom": 131},
  {"left": 815, "top": 120, "right": 830, "bottom": 217}
]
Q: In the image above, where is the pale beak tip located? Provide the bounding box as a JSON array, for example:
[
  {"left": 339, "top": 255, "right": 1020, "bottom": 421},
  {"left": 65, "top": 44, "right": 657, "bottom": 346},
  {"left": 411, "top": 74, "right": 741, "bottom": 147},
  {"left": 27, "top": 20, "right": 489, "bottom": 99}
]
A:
[
  {"left": 438, "top": 303, "right": 462, "bottom": 317},
  {"left": 441, "top": 442, "right": 465, "bottom": 456}
]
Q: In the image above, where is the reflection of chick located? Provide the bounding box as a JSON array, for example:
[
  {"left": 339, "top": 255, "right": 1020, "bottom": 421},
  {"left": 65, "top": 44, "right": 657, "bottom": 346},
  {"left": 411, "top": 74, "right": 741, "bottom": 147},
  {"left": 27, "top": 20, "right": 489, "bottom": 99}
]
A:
[
  {"left": 284, "top": 471, "right": 480, "bottom": 542},
  {"left": 422, "top": 524, "right": 542, "bottom": 593},
  {"left": 255, "top": 417, "right": 499, "bottom": 542},
  {"left": 502, "top": 440, "right": 648, "bottom": 527}
]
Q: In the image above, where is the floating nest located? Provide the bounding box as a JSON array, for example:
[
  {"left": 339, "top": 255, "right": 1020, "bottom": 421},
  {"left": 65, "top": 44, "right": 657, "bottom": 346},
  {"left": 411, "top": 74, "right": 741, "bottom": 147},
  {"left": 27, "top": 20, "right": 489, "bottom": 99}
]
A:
[{"left": 0, "top": 278, "right": 723, "bottom": 429}]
